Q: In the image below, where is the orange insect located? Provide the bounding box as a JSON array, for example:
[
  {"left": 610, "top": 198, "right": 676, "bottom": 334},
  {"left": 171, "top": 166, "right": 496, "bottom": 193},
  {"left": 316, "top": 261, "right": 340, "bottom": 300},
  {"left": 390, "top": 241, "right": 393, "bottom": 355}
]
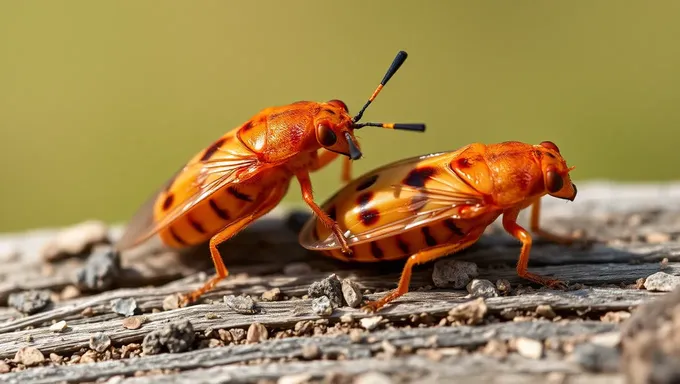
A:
[
  {"left": 115, "top": 51, "right": 426, "bottom": 305},
  {"left": 299, "top": 140, "right": 582, "bottom": 312}
]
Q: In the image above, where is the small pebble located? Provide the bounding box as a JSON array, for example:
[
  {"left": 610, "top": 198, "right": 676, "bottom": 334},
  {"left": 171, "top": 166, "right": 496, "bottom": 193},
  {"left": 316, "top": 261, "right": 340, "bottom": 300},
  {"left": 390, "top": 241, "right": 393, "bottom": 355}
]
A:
[
  {"left": 535, "top": 304, "right": 557, "bottom": 319},
  {"left": 340, "top": 314, "right": 354, "bottom": 323},
  {"left": 341, "top": 279, "right": 363, "bottom": 308},
  {"left": 467, "top": 279, "right": 499, "bottom": 298},
  {"left": 301, "top": 343, "right": 321, "bottom": 359},
  {"left": 60, "top": 285, "right": 81, "bottom": 301},
  {"left": 643, "top": 272, "right": 680, "bottom": 292},
  {"left": 41, "top": 220, "right": 110, "bottom": 262},
  {"left": 122, "top": 316, "right": 145, "bottom": 330},
  {"left": 645, "top": 232, "right": 671, "bottom": 244},
  {"left": 89, "top": 332, "right": 112, "bottom": 353},
  {"left": 261, "top": 288, "right": 282, "bottom": 301},
  {"left": 230, "top": 328, "right": 246, "bottom": 342},
  {"left": 246, "top": 322, "right": 269, "bottom": 343},
  {"left": 8, "top": 290, "right": 52, "bottom": 314},
  {"left": 308, "top": 274, "right": 344, "bottom": 308},
  {"left": 432, "top": 259, "right": 478, "bottom": 289},
  {"left": 349, "top": 329, "right": 364, "bottom": 343},
  {"left": 590, "top": 332, "right": 621, "bottom": 348},
  {"left": 205, "top": 313, "right": 219, "bottom": 320},
  {"left": 496, "top": 279, "right": 512, "bottom": 293},
  {"left": 80, "top": 350, "right": 97, "bottom": 364},
  {"left": 354, "top": 371, "right": 393, "bottom": 384},
  {"left": 162, "top": 293, "right": 182, "bottom": 311},
  {"left": 283, "top": 262, "right": 312, "bottom": 276},
  {"left": 570, "top": 343, "right": 621, "bottom": 373},
  {"left": 75, "top": 249, "right": 121, "bottom": 292},
  {"left": 311, "top": 296, "right": 333, "bottom": 316},
  {"left": 50, "top": 320, "right": 68, "bottom": 333},
  {"left": 81, "top": 307, "right": 94, "bottom": 317},
  {"left": 278, "top": 373, "right": 313, "bottom": 384},
  {"left": 49, "top": 353, "right": 63, "bottom": 364},
  {"left": 514, "top": 337, "right": 543, "bottom": 359},
  {"left": 110, "top": 298, "right": 139, "bottom": 317},
  {"left": 360, "top": 316, "right": 383, "bottom": 331},
  {"left": 14, "top": 346, "right": 45, "bottom": 366},
  {"left": 447, "top": 298, "right": 487, "bottom": 325},
  {"left": 0, "top": 360, "right": 10, "bottom": 373},
  {"left": 142, "top": 320, "right": 195, "bottom": 355},
  {"left": 224, "top": 294, "right": 257, "bottom": 314}
]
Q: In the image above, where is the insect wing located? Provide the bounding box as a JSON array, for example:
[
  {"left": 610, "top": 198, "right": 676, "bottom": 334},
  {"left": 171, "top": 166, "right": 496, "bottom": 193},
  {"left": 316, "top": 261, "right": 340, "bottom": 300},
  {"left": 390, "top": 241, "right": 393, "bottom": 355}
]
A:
[
  {"left": 299, "top": 152, "right": 491, "bottom": 251},
  {"left": 115, "top": 146, "right": 260, "bottom": 251}
]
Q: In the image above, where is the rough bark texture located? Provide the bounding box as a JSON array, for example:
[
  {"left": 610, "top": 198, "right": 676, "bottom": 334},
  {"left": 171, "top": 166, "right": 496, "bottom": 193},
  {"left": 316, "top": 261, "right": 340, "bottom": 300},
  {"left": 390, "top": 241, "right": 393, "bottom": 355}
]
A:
[{"left": 0, "top": 181, "right": 679, "bottom": 383}]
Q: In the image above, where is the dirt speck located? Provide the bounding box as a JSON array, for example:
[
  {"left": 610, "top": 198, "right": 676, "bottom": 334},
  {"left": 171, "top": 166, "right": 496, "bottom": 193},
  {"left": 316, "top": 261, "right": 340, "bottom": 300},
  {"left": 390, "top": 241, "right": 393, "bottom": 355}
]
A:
[
  {"left": 13, "top": 346, "right": 45, "bottom": 366},
  {"left": 8, "top": 289, "right": 52, "bottom": 314},
  {"left": 223, "top": 294, "right": 257, "bottom": 314},
  {"left": 89, "top": 332, "right": 112, "bottom": 353},
  {"left": 261, "top": 287, "right": 282, "bottom": 302},
  {"left": 432, "top": 259, "right": 478, "bottom": 289},
  {"left": 142, "top": 320, "right": 195, "bottom": 355},
  {"left": 246, "top": 322, "right": 269, "bottom": 343}
]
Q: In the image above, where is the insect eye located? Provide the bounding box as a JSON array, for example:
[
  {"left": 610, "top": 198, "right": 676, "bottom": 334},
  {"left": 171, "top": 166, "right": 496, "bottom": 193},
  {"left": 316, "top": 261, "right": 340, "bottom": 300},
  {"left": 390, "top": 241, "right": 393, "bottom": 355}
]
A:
[
  {"left": 546, "top": 169, "right": 564, "bottom": 193},
  {"left": 540, "top": 141, "right": 560, "bottom": 153},
  {"left": 327, "top": 99, "right": 349, "bottom": 113},
  {"left": 317, "top": 124, "right": 337, "bottom": 146}
]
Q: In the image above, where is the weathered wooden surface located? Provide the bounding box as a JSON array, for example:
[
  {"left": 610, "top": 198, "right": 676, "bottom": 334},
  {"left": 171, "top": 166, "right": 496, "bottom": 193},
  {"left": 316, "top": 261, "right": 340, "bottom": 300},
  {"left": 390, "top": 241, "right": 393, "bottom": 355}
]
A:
[{"left": 0, "top": 181, "right": 680, "bottom": 383}]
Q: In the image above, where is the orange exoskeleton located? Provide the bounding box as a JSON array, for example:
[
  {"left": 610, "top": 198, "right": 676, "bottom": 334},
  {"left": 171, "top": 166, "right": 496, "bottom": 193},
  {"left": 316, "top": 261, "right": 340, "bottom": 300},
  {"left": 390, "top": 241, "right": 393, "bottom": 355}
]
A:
[
  {"left": 299, "top": 141, "right": 582, "bottom": 312},
  {"left": 115, "top": 51, "right": 426, "bottom": 305}
]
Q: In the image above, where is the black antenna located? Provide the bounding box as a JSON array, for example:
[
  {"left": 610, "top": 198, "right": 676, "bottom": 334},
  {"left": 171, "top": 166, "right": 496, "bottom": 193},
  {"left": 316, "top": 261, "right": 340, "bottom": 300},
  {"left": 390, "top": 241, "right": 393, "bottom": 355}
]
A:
[
  {"left": 352, "top": 122, "right": 425, "bottom": 132},
  {"left": 350, "top": 50, "right": 426, "bottom": 133},
  {"left": 352, "top": 51, "right": 409, "bottom": 123}
]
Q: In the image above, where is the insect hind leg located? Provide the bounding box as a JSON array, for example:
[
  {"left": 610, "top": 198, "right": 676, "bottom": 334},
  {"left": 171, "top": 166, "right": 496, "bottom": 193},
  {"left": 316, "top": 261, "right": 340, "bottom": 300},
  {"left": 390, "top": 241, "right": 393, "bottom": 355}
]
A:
[
  {"left": 180, "top": 186, "right": 288, "bottom": 306},
  {"left": 362, "top": 239, "right": 478, "bottom": 313}
]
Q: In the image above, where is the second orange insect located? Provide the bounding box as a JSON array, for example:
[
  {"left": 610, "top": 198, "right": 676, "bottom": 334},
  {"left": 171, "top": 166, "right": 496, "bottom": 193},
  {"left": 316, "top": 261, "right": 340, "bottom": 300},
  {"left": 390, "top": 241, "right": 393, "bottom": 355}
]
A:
[{"left": 299, "top": 140, "right": 582, "bottom": 312}]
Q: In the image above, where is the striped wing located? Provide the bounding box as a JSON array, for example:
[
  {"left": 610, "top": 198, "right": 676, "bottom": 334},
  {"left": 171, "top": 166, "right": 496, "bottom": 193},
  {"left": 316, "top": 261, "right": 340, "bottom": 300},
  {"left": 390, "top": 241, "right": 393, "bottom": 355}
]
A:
[
  {"left": 115, "top": 146, "right": 260, "bottom": 251},
  {"left": 299, "top": 151, "right": 493, "bottom": 251}
]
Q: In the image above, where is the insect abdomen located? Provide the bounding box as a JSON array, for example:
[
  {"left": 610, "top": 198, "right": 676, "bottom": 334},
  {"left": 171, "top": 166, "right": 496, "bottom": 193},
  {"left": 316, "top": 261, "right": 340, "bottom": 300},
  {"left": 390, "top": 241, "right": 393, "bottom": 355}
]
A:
[
  {"left": 157, "top": 183, "right": 262, "bottom": 248},
  {"left": 324, "top": 215, "right": 495, "bottom": 262}
]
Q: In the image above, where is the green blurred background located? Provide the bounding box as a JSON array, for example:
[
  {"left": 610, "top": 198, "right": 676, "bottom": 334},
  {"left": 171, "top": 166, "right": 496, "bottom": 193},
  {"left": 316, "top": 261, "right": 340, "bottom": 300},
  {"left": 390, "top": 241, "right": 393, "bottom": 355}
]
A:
[{"left": 1, "top": 1, "right": 679, "bottom": 232}]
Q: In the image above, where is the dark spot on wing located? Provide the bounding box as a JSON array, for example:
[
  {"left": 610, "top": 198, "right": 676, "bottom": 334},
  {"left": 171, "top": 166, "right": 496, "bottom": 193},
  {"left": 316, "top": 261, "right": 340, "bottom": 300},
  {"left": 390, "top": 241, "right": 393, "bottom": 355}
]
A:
[
  {"left": 403, "top": 166, "right": 438, "bottom": 188},
  {"left": 359, "top": 209, "right": 380, "bottom": 226},
  {"left": 323, "top": 108, "right": 336, "bottom": 115},
  {"left": 208, "top": 199, "right": 230, "bottom": 221},
  {"left": 227, "top": 186, "right": 253, "bottom": 202},
  {"left": 200, "top": 138, "right": 227, "bottom": 162},
  {"left": 357, "top": 192, "right": 379, "bottom": 226},
  {"left": 162, "top": 193, "right": 174, "bottom": 211},
  {"left": 356, "top": 174, "right": 379, "bottom": 192},
  {"left": 357, "top": 192, "right": 374, "bottom": 208},
  {"left": 370, "top": 242, "right": 384, "bottom": 259},
  {"left": 443, "top": 218, "right": 465, "bottom": 237},
  {"left": 421, "top": 227, "right": 437, "bottom": 247}
]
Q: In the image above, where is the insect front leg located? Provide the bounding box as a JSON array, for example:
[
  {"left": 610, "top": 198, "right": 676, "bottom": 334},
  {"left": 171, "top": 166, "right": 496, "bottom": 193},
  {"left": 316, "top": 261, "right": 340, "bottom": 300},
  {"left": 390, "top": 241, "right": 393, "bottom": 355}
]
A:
[
  {"left": 295, "top": 169, "right": 352, "bottom": 254},
  {"left": 503, "top": 208, "right": 568, "bottom": 290},
  {"left": 180, "top": 186, "right": 288, "bottom": 306},
  {"left": 362, "top": 239, "right": 478, "bottom": 313},
  {"left": 530, "top": 199, "right": 591, "bottom": 248}
]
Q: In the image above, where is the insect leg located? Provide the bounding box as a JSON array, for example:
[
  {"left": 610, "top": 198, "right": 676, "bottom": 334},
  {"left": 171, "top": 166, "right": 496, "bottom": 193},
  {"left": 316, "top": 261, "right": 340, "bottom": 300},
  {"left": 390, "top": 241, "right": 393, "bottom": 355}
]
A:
[
  {"left": 530, "top": 199, "right": 589, "bottom": 246},
  {"left": 295, "top": 169, "right": 352, "bottom": 254},
  {"left": 362, "top": 240, "right": 478, "bottom": 313},
  {"left": 180, "top": 186, "right": 288, "bottom": 305},
  {"left": 503, "top": 207, "right": 567, "bottom": 289}
]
